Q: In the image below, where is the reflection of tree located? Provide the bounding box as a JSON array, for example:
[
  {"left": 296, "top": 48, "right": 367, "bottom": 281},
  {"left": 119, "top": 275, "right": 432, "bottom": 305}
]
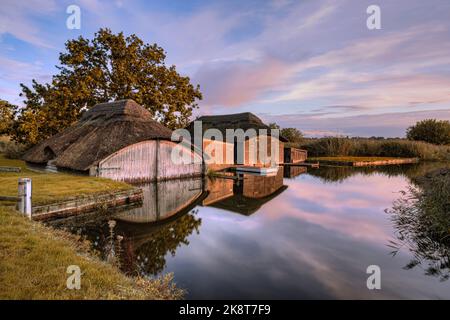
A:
[
  {"left": 122, "top": 210, "right": 202, "bottom": 276},
  {"left": 308, "top": 162, "right": 450, "bottom": 184},
  {"left": 307, "top": 166, "right": 355, "bottom": 183},
  {"left": 387, "top": 169, "right": 450, "bottom": 280},
  {"left": 58, "top": 210, "right": 202, "bottom": 277}
]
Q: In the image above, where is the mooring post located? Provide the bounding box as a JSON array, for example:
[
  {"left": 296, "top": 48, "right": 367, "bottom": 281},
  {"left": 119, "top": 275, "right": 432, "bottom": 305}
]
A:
[{"left": 18, "top": 178, "right": 32, "bottom": 219}]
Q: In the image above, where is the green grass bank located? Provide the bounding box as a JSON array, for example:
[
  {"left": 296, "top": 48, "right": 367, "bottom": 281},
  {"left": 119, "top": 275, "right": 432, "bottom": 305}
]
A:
[{"left": 0, "top": 154, "right": 183, "bottom": 300}]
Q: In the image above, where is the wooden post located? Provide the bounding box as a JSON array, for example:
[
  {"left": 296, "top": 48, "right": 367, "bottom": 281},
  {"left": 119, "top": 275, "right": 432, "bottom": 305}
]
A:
[{"left": 18, "top": 178, "right": 32, "bottom": 219}]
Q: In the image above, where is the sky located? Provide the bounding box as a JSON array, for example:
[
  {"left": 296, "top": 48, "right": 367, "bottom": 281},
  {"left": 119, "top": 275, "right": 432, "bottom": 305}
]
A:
[{"left": 0, "top": 0, "right": 449, "bottom": 137}]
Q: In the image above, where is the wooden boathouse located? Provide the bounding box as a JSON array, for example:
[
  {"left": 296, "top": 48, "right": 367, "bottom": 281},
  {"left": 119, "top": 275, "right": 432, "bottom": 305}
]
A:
[
  {"left": 284, "top": 147, "right": 307, "bottom": 164},
  {"left": 186, "top": 112, "right": 288, "bottom": 170},
  {"left": 23, "top": 99, "right": 203, "bottom": 182}
]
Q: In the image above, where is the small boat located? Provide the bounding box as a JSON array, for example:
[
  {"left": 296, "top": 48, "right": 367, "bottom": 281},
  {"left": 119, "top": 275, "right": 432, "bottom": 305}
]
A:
[{"left": 235, "top": 166, "right": 279, "bottom": 176}]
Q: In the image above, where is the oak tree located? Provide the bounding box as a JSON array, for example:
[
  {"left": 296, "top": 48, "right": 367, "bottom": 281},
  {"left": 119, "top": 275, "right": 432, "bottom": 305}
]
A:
[
  {"left": 13, "top": 28, "right": 202, "bottom": 145},
  {"left": 0, "top": 100, "right": 16, "bottom": 135}
]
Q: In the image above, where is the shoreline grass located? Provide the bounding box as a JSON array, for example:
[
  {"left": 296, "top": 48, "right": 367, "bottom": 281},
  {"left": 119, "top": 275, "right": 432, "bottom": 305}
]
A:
[
  {"left": 0, "top": 153, "right": 183, "bottom": 299},
  {"left": 0, "top": 155, "right": 133, "bottom": 206},
  {"left": 0, "top": 206, "right": 184, "bottom": 299}
]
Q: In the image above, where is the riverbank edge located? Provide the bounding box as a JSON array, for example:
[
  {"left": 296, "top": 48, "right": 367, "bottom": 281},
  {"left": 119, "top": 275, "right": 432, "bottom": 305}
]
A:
[
  {"left": 308, "top": 156, "right": 419, "bottom": 167},
  {"left": 0, "top": 206, "right": 184, "bottom": 299},
  {"left": 0, "top": 154, "right": 183, "bottom": 300},
  {"left": 32, "top": 188, "right": 143, "bottom": 221}
]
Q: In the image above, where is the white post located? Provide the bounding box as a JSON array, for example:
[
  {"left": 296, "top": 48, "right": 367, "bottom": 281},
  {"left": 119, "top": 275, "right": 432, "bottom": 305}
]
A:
[{"left": 18, "top": 178, "right": 32, "bottom": 219}]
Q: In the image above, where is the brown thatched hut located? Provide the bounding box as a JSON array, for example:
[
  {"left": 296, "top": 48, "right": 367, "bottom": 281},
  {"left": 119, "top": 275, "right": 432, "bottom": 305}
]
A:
[
  {"left": 186, "top": 112, "right": 287, "bottom": 170},
  {"left": 23, "top": 99, "right": 203, "bottom": 182}
]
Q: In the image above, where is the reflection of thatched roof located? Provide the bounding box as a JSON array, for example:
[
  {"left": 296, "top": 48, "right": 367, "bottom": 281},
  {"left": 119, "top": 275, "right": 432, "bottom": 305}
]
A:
[
  {"left": 186, "top": 112, "right": 288, "bottom": 142},
  {"left": 209, "top": 185, "right": 288, "bottom": 215},
  {"left": 23, "top": 100, "right": 173, "bottom": 171}
]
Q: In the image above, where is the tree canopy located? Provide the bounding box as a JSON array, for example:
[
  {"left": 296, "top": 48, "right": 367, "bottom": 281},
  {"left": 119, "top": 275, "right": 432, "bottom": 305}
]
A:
[
  {"left": 268, "top": 123, "right": 303, "bottom": 143},
  {"left": 280, "top": 127, "right": 303, "bottom": 143},
  {"left": 0, "top": 100, "right": 16, "bottom": 135},
  {"left": 268, "top": 122, "right": 280, "bottom": 129},
  {"left": 11, "top": 28, "right": 202, "bottom": 145},
  {"left": 406, "top": 119, "right": 450, "bottom": 145}
]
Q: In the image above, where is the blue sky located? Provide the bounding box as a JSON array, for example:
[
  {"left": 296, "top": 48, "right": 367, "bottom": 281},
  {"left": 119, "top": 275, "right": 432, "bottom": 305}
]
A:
[{"left": 1, "top": 0, "right": 450, "bottom": 137}]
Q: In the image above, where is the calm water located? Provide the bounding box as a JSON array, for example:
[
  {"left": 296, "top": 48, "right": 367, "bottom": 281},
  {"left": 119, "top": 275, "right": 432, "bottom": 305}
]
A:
[{"left": 55, "top": 163, "right": 450, "bottom": 299}]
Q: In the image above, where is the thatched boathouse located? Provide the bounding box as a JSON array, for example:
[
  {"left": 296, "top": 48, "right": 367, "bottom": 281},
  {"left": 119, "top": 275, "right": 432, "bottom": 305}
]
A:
[
  {"left": 23, "top": 99, "right": 203, "bottom": 182},
  {"left": 186, "top": 112, "right": 288, "bottom": 170}
]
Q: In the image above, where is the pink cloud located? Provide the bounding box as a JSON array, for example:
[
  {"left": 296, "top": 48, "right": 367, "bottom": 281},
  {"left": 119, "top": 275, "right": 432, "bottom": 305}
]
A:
[
  {"left": 261, "top": 108, "right": 450, "bottom": 137},
  {"left": 194, "top": 57, "right": 291, "bottom": 109}
]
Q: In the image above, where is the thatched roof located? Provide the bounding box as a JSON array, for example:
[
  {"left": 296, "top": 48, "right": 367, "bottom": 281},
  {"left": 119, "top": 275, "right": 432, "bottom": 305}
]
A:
[
  {"left": 186, "top": 112, "right": 287, "bottom": 142},
  {"left": 23, "top": 99, "right": 173, "bottom": 171}
]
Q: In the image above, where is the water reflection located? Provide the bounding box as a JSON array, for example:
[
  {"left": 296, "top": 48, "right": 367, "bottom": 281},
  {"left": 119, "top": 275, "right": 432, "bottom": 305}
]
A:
[
  {"left": 53, "top": 178, "right": 206, "bottom": 276},
  {"left": 204, "top": 167, "right": 287, "bottom": 215},
  {"left": 284, "top": 165, "right": 307, "bottom": 178},
  {"left": 117, "top": 210, "right": 202, "bottom": 275},
  {"left": 58, "top": 209, "right": 202, "bottom": 276},
  {"left": 307, "top": 162, "right": 450, "bottom": 184},
  {"left": 115, "top": 178, "right": 204, "bottom": 223},
  {"left": 54, "top": 161, "right": 450, "bottom": 299},
  {"left": 55, "top": 169, "right": 290, "bottom": 277}
]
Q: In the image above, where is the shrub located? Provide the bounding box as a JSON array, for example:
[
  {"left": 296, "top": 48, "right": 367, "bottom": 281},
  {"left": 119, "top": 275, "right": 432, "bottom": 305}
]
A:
[
  {"left": 0, "top": 139, "right": 27, "bottom": 159},
  {"left": 302, "top": 137, "right": 352, "bottom": 157},
  {"left": 378, "top": 140, "right": 418, "bottom": 158},
  {"left": 406, "top": 119, "right": 450, "bottom": 145},
  {"left": 387, "top": 169, "right": 450, "bottom": 280},
  {"left": 0, "top": 100, "right": 16, "bottom": 135},
  {"left": 280, "top": 127, "right": 303, "bottom": 143}
]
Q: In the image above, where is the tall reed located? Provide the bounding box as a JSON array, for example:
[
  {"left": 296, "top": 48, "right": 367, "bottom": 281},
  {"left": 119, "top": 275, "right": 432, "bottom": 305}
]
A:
[{"left": 297, "top": 138, "right": 450, "bottom": 160}]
